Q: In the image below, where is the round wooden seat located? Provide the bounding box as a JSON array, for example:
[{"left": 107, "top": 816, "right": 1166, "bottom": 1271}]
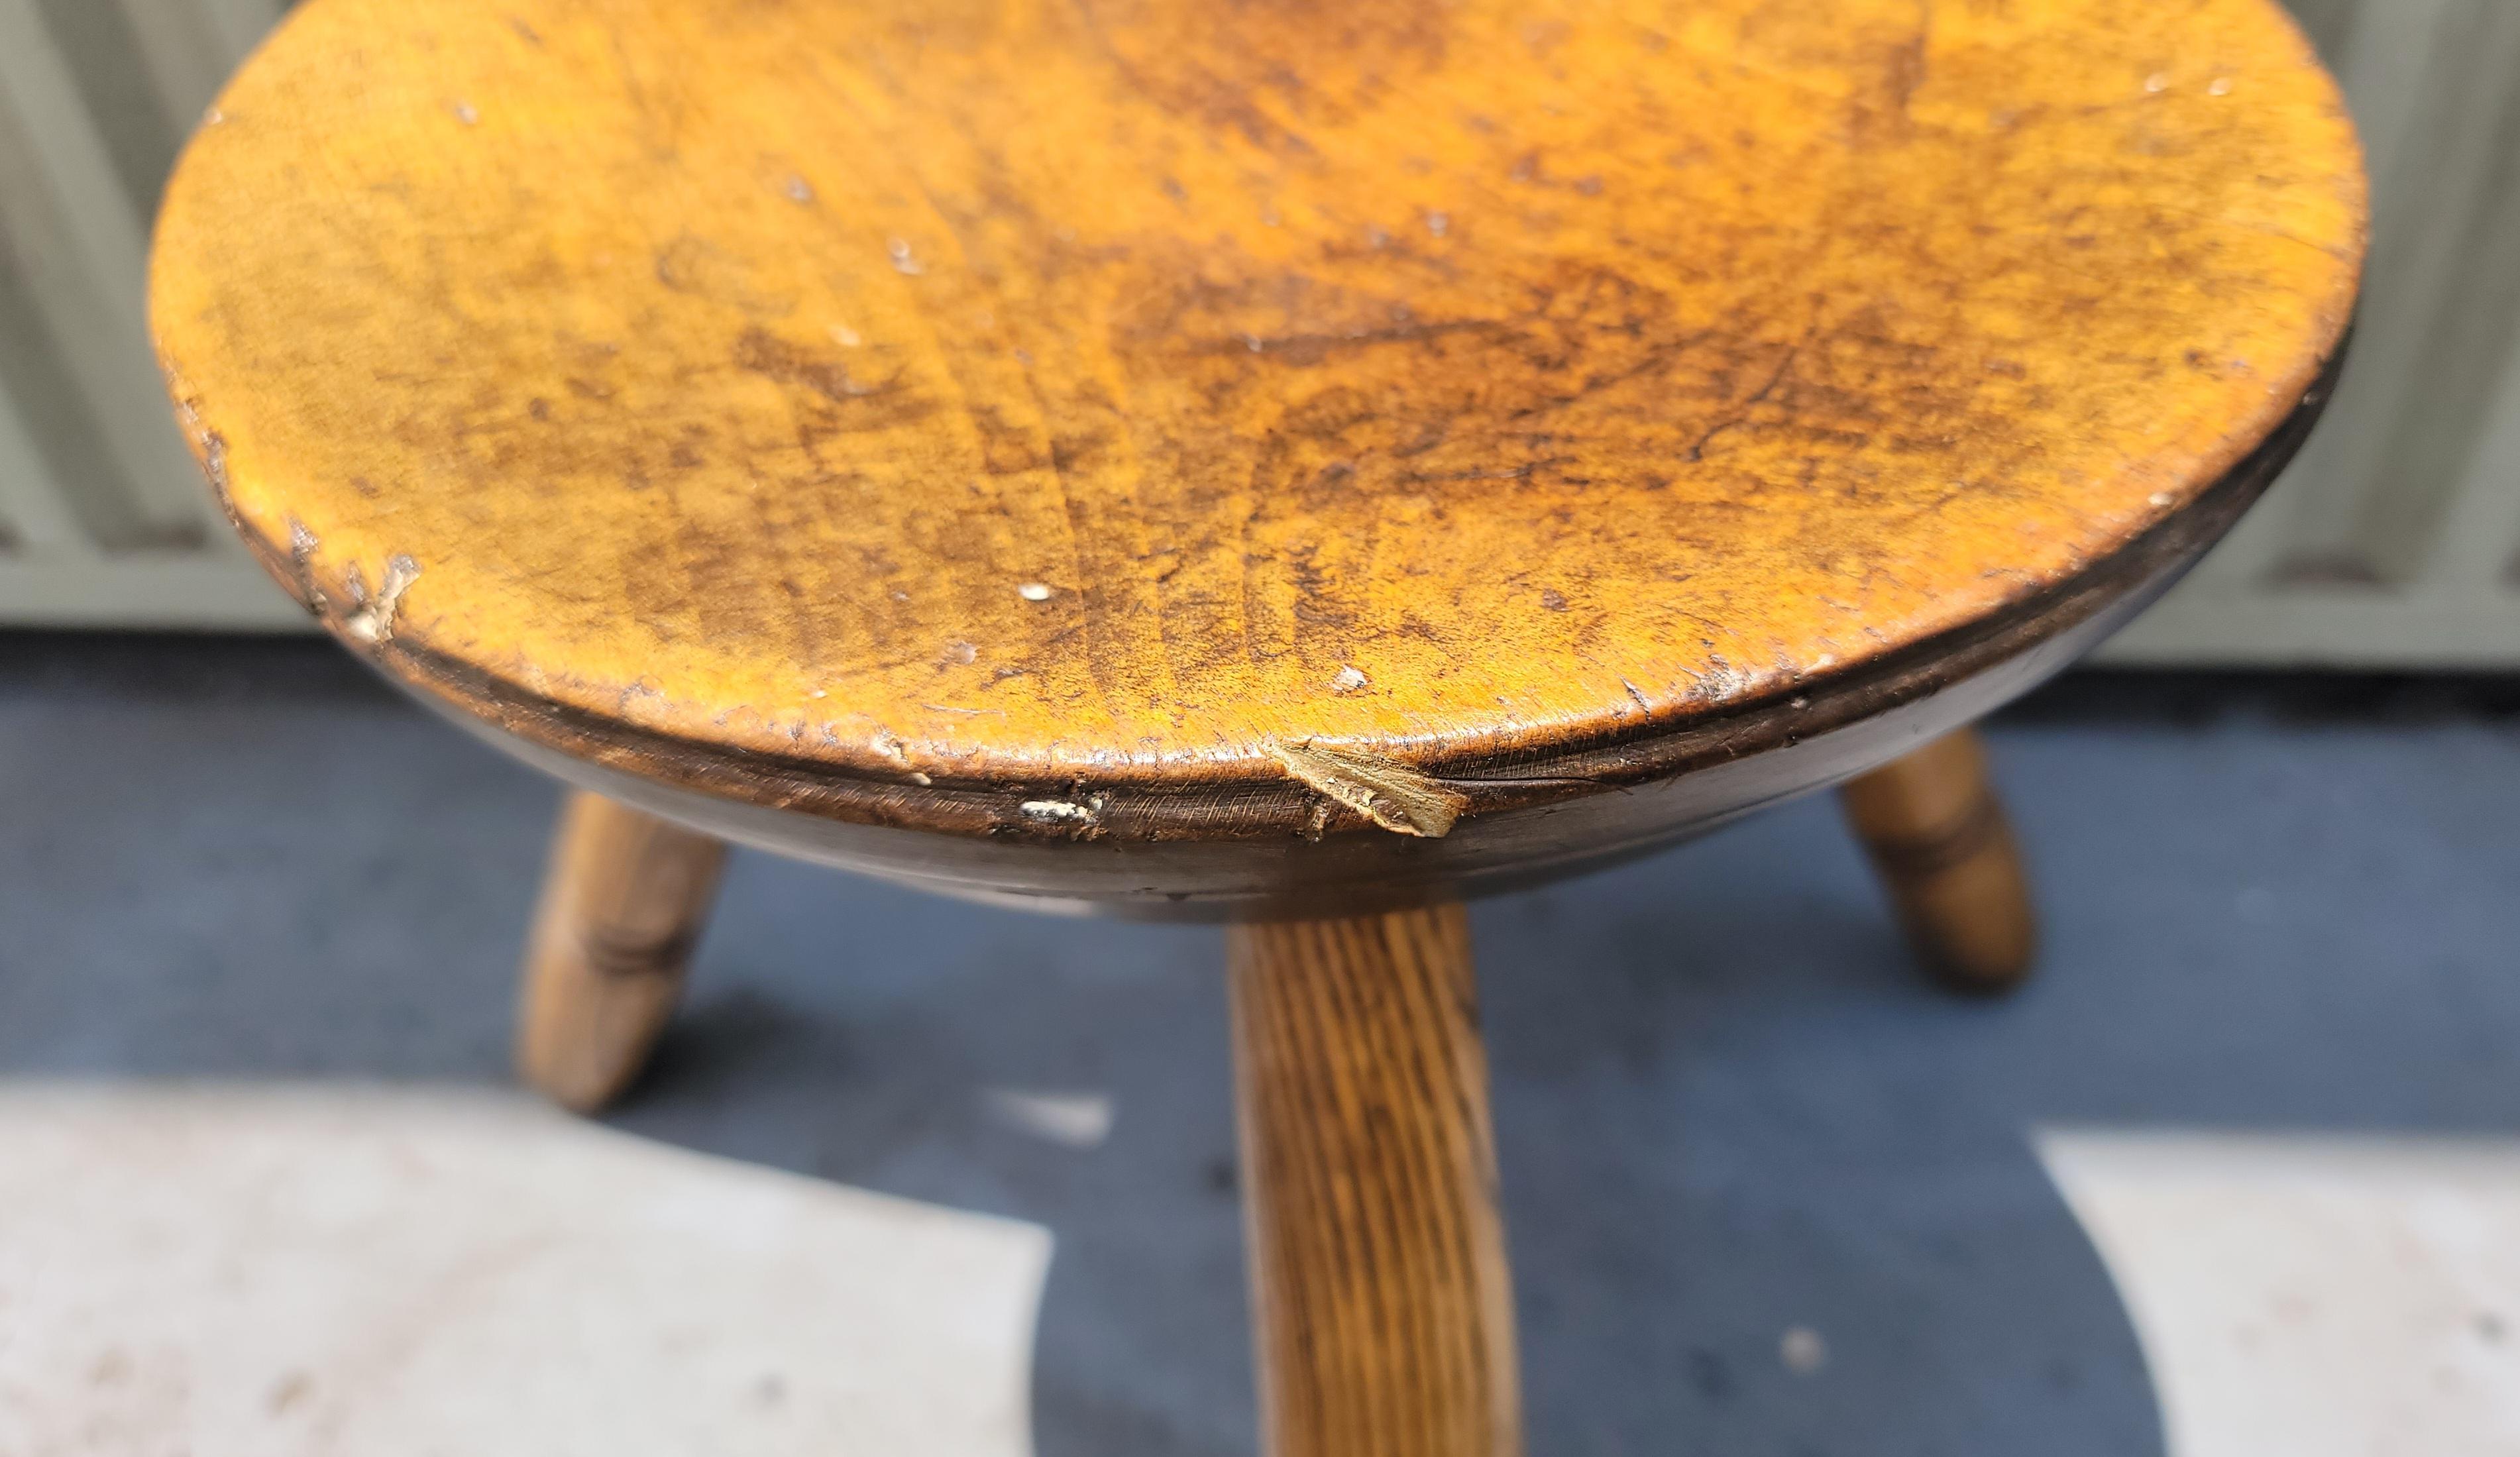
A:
[
  {"left": 152, "top": 6, "right": 2364, "bottom": 1449},
  {"left": 152, "top": 0, "right": 2360, "bottom": 917}
]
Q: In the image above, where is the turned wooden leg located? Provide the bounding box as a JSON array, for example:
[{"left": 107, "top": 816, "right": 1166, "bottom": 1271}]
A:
[
  {"left": 1840, "top": 728, "right": 2038, "bottom": 995},
  {"left": 516, "top": 790, "right": 729, "bottom": 1112},
  {"left": 1227, "top": 904, "right": 1522, "bottom": 1457}
]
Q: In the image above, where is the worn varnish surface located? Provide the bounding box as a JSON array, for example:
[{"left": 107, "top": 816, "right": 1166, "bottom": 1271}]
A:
[
  {"left": 1229, "top": 904, "right": 1520, "bottom": 1457},
  {"left": 152, "top": 0, "right": 2363, "bottom": 841}
]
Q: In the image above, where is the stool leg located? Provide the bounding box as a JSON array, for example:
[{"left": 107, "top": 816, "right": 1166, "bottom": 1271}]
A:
[
  {"left": 1227, "top": 904, "right": 1523, "bottom": 1457},
  {"left": 1839, "top": 728, "right": 2038, "bottom": 995},
  {"left": 516, "top": 790, "right": 728, "bottom": 1112}
]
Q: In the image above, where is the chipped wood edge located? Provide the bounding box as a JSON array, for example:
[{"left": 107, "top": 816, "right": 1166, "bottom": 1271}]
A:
[{"left": 1264, "top": 739, "right": 1469, "bottom": 838}]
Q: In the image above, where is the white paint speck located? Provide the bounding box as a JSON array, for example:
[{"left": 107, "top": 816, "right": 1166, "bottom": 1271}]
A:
[
  {"left": 1331, "top": 665, "right": 1370, "bottom": 693},
  {"left": 809, "top": 688, "right": 828, "bottom": 699},
  {"left": 343, "top": 554, "right": 420, "bottom": 646},
  {"left": 2208, "top": 76, "right": 2234, "bottom": 97},
  {"left": 205, "top": 107, "right": 225, "bottom": 126},
  {"left": 2144, "top": 73, "right": 2170, "bottom": 94},
  {"left": 1780, "top": 1326, "right": 1828, "bottom": 1375},
  {"left": 830, "top": 323, "right": 863, "bottom": 347},
  {"left": 1427, "top": 211, "right": 1450, "bottom": 237},
  {"left": 2149, "top": 491, "right": 2177, "bottom": 508},
  {"left": 453, "top": 101, "right": 480, "bottom": 125},
  {"left": 981, "top": 1090, "right": 1115, "bottom": 1150},
  {"left": 889, "top": 239, "right": 924, "bottom": 276},
  {"left": 784, "top": 176, "right": 814, "bottom": 202},
  {"left": 1017, "top": 582, "right": 1053, "bottom": 602},
  {"left": 1020, "top": 800, "right": 1095, "bottom": 824}
]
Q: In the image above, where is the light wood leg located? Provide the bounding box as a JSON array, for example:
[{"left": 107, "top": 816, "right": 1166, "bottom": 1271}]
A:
[
  {"left": 1227, "top": 904, "right": 1523, "bottom": 1457},
  {"left": 516, "top": 790, "right": 729, "bottom": 1112},
  {"left": 1840, "top": 728, "right": 2038, "bottom": 994}
]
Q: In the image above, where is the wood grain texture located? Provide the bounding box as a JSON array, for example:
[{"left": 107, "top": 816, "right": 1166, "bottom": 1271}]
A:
[
  {"left": 1840, "top": 729, "right": 2037, "bottom": 992},
  {"left": 404, "top": 377, "right": 2330, "bottom": 922},
  {"left": 517, "top": 790, "right": 728, "bottom": 1111},
  {"left": 151, "top": 0, "right": 2364, "bottom": 843},
  {"left": 1229, "top": 904, "right": 1520, "bottom": 1457}
]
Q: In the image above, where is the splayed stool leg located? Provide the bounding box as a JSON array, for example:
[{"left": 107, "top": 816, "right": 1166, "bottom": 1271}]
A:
[
  {"left": 1227, "top": 903, "right": 1523, "bottom": 1457},
  {"left": 1841, "top": 729, "right": 2039, "bottom": 995},
  {"left": 516, "top": 790, "right": 729, "bottom": 1111}
]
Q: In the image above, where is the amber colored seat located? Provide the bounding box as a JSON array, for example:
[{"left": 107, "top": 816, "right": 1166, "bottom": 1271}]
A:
[{"left": 151, "top": 0, "right": 2362, "bottom": 1450}]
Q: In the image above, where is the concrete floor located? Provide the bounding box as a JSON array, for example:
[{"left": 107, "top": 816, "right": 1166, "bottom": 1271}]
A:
[{"left": 3, "top": 635, "right": 2518, "bottom": 1455}]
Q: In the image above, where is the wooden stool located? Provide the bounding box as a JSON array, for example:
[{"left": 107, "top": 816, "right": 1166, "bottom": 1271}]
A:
[{"left": 152, "top": 0, "right": 2362, "bottom": 1448}]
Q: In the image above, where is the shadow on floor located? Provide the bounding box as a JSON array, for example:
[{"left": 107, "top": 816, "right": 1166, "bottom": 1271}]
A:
[{"left": 6, "top": 635, "right": 2517, "bottom": 1456}]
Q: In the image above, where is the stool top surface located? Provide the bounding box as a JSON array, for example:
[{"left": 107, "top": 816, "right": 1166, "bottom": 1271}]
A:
[{"left": 153, "top": 0, "right": 2360, "bottom": 824}]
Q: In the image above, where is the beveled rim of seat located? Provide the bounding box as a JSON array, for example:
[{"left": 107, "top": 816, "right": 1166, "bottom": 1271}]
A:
[{"left": 246, "top": 355, "right": 2344, "bottom": 847}]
